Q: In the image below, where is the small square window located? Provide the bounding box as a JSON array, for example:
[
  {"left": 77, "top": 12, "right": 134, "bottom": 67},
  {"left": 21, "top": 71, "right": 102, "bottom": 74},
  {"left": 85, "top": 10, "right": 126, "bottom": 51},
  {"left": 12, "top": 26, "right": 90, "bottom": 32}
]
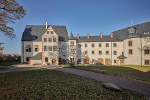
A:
[
  {"left": 99, "top": 43, "right": 102, "bottom": 47},
  {"left": 92, "top": 43, "right": 94, "bottom": 47},
  {"left": 85, "top": 51, "right": 87, "bottom": 54},
  {"left": 129, "top": 49, "right": 132, "bottom": 54},
  {"left": 92, "top": 51, "right": 95, "bottom": 54},
  {"left": 44, "top": 46, "right": 47, "bottom": 51},
  {"left": 106, "top": 51, "right": 109, "bottom": 55},
  {"left": 49, "top": 38, "right": 52, "bottom": 42},
  {"left": 53, "top": 38, "right": 56, "bottom": 42},
  {"left": 99, "top": 51, "right": 102, "bottom": 55},
  {"left": 44, "top": 38, "right": 47, "bottom": 42},
  {"left": 114, "top": 51, "right": 117, "bottom": 55},
  {"left": 106, "top": 43, "right": 109, "bottom": 47},
  {"left": 85, "top": 44, "right": 87, "bottom": 47},
  {"left": 49, "top": 46, "right": 52, "bottom": 51},
  {"left": 113, "top": 43, "right": 117, "bottom": 47},
  {"left": 128, "top": 41, "right": 132, "bottom": 46},
  {"left": 144, "top": 50, "right": 149, "bottom": 54},
  {"left": 145, "top": 60, "right": 149, "bottom": 65},
  {"left": 51, "top": 31, "right": 53, "bottom": 34}
]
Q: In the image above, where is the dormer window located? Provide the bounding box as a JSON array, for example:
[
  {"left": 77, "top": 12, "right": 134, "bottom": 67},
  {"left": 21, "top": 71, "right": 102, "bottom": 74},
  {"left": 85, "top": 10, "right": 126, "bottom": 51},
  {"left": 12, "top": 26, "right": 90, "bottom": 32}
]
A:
[
  {"left": 51, "top": 31, "right": 53, "bottom": 34},
  {"left": 47, "top": 31, "right": 49, "bottom": 34},
  {"left": 128, "top": 27, "right": 136, "bottom": 35}
]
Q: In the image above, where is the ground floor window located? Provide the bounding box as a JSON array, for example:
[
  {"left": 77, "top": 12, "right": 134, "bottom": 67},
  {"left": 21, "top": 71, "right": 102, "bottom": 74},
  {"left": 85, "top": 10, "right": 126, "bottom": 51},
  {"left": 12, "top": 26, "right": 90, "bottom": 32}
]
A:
[
  {"left": 26, "top": 57, "right": 30, "bottom": 61},
  {"left": 114, "top": 60, "right": 117, "bottom": 64},
  {"left": 45, "top": 57, "right": 48, "bottom": 62},
  {"left": 145, "top": 60, "right": 149, "bottom": 65}
]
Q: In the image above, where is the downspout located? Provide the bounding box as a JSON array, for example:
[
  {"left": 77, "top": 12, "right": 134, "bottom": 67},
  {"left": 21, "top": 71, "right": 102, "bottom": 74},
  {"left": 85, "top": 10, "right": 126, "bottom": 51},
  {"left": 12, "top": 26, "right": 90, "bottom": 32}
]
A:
[{"left": 140, "top": 37, "right": 142, "bottom": 66}]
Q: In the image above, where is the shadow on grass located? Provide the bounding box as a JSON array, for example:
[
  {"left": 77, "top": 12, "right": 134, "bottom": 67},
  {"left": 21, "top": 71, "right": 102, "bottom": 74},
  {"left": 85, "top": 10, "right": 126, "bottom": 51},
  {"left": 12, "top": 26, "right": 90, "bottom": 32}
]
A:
[
  {"left": 0, "top": 61, "right": 21, "bottom": 66},
  {"left": 67, "top": 65, "right": 150, "bottom": 83}
]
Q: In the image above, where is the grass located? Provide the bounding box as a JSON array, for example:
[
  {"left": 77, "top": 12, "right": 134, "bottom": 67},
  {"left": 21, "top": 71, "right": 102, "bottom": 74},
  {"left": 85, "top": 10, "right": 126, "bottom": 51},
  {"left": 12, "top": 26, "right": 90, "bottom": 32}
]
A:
[
  {"left": 0, "top": 70, "right": 146, "bottom": 100},
  {"left": 64, "top": 65, "right": 150, "bottom": 83},
  {"left": 0, "top": 61, "right": 20, "bottom": 66}
]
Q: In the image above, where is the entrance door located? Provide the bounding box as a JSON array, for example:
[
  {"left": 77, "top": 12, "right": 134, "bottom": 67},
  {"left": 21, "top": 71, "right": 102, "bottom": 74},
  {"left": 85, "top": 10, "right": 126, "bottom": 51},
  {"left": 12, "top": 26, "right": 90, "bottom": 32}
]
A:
[
  {"left": 105, "top": 59, "right": 110, "bottom": 65},
  {"left": 98, "top": 58, "right": 103, "bottom": 65},
  {"left": 52, "top": 59, "right": 56, "bottom": 65},
  {"left": 120, "top": 59, "right": 124, "bottom": 65},
  {"left": 84, "top": 58, "right": 89, "bottom": 64}
]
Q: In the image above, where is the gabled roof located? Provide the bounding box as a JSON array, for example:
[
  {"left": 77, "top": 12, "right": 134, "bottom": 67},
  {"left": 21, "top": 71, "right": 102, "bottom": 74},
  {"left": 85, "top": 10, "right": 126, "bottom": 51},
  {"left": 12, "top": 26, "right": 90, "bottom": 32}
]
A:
[
  {"left": 113, "top": 21, "right": 150, "bottom": 40},
  {"left": 21, "top": 25, "right": 69, "bottom": 41}
]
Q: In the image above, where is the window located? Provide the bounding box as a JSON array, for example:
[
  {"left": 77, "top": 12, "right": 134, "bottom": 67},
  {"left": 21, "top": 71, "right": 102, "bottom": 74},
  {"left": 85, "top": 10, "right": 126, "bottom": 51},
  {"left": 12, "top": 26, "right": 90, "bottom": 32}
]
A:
[
  {"left": 91, "top": 43, "right": 94, "bottom": 47},
  {"left": 62, "top": 45, "right": 65, "bottom": 50},
  {"left": 62, "top": 52, "right": 66, "bottom": 57},
  {"left": 49, "top": 38, "right": 52, "bottom": 42},
  {"left": 59, "top": 48, "right": 62, "bottom": 52},
  {"left": 99, "top": 43, "right": 102, "bottom": 47},
  {"left": 47, "top": 31, "right": 49, "bottom": 34},
  {"left": 44, "top": 38, "right": 47, "bottom": 42},
  {"left": 92, "top": 59, "right": 95, "bottom": 63},
  {"left": 85, "top": 44, "right": 87, "bottom": 47},
  {"left": 26, "top": 57, "right": 30, "bottom": 61},
  {"left": 26, "top": 47, "right": 31, "bottom": 52},
  {"left": 59, "top": 42, "right": 61, "bottom": 45},
  {"left": 92, "top": 51, "right": 95, "bottom": 54},
  {"left": 51, "top": 31, "right": 53, "bottom": 34},
  {"left": 53, "top": 46, "right": 57, "bottom": 51},
  {"left": 78, "top": 50, "right": 81, "bottom": 55},
  {"left": 45, "top": 57, "right": 48, "bottom": 62},
  {"left": 99, "top": 51, "right": 102, "bottom": 55},
  {"left": 145, "top": 60, "right": 149, "bottom": 65},
  {"left": 35, "top": 45, "right": 38, "bottom": 52},
  {"left": 128, "top": 41, "right": 132, "bottom": 46},
  {"left": 114, "top": 60, "right": 117, "bottom": 63},
  {"left": 144, "top": 50, "right": 149, "bottom": 54},
  {"left": 114, "top": 51, "right": 117, "bottom": 55},
  {"left": 113, "top": 43, "right": 117, "bottom": 47},
  {"left": 71, "top": 49, "right": 75, "bottom": 54},
  {"left": 49, "top": 46, "right": 52, "bottom": 51},
  {"left": 78, "top": 44, "right": 81, "bottom": 48},
  {"left": 53, "top": 38, "right": 56, "bottom": 42},
  {"left": 106, "top": 43, "right": 109, "bottom": 47},
  {"left": 129, "top": 49, "right": 133, "bottom": 54},
  {"left": 44, "top": 46, "right": 47, "bottom": 51},
  {"left": 35, "top": 48, "right": 38, "bottom": 52},
  {"left": 106, "top": 51, "right": 109, "bottom": 55},
  {"left": 70, "top": 41, "right": 74, "bottom": 45},
  {"left": 85, "top": 51, "right": 87, "bottom": 54},
  {"left": 77, "top": 59, "right": 81, "bottom": 64}
]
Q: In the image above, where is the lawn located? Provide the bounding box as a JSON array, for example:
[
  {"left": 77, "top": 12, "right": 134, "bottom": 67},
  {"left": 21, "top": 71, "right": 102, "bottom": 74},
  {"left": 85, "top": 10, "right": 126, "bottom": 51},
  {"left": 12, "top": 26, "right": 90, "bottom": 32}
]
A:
[
  {"left": 64, "top": 65, "right": 150, "bottom": 83},
  {"left": 0, "top": 70, "right": 146, "bottom": 99},
  {"left": 0, "top": 61, "right": 20, "bottom": 66}
]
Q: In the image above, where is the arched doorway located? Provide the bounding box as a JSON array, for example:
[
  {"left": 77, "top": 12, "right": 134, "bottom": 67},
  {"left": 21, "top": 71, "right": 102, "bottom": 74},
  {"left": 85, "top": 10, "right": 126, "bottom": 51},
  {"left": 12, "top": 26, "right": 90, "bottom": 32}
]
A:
[
  {"left": 52, "top": 59, "right": 56, "bottom": 65},
  {"left": 98, "top": 58, "right": 103, "bottom": 65},
  {"left": 105, "top": 59, "right": 110, "bottom": 65},
  {"left": 84, "top": 58, "right": 89, "bottom": 64}
]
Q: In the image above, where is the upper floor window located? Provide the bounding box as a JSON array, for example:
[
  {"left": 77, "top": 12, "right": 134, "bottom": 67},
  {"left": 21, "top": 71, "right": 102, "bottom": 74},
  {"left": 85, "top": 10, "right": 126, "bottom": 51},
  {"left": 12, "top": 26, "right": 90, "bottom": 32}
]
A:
[
  {"left": 47, "top": 31, "right": 49, "bottom": 34},
  {"left": 144, "top": 50, "right": 149, "bottom": 54},
  {"left": 85, "top": 44, "right": 87, "bottom": 47},
  {"left": 26, "top": 45, "right": 31, "bottom": 52},
  {"left": 49, "top": 38, "right": 52, "bottom": 42},
  {"left": 53, "top": 38, "right": 56, "bottom": 42},
  {"left": 34, "top": 45, "right": 38, "bottom": 52},
  {"left": 114, "top": 51, "right": 117, "bottom": 55},
  {"left": 78, "top": 44, "right": 81, "bottom": 48},
  {"left": 128, "top": 41, "right": 132, "bottom": 46},
  {"left": 113, "top": 43, "right": 117, "bottom": 47},
  {"left": 62, "top": 45, "right": 65, "bottom": 50},
  {"left": 106, "top": 51, "right": 109, "bottom": 55},
  {"left": 70, "top": 41, "right": 74, "bottom": 45},
  {"left": 129, "top": 49, "right": 133, "bottom": 54},
  {"left": 53, "top": 46, "right": 57, "bottom": 51},
  {"left": 49, "top": 46, "right": 52, "bottom": 51},
  {"left": 99, "top": 51, "right": 102, "bottom": 55},
  {"left": 51, "top": 31, "right": 53, "bottom": 34},
  {"left": 85, "top": 51, "right": 87, "bottom": 54},
  {"left": 99, "top": 43, "right": 102, "bottom": 47},
  {"left": 91, "top": 43, "right": 95, "bottom": 47},
  {"left": 71, "top": 49, "right": 75, "bottom": 54},
  {"left": 59, "top": 42, "right": 61, "bottom": 45},
  {"left": 78, "top": 50, "right": 81, "bottom": 55},
  {"left": 106, "top": 43, "right": 109, "bottom": 47},
  {"left": 92, "top": 51, "right": 95, "bottom": 54},
  {"left": 44, "top": 38, "right": 47, "bottom": 42},
  {"left": 44, "top": 46, "right": 47, "bottom": 51},
  {"left": 59, "top": 48, "right": 62, "bottom": 52}
]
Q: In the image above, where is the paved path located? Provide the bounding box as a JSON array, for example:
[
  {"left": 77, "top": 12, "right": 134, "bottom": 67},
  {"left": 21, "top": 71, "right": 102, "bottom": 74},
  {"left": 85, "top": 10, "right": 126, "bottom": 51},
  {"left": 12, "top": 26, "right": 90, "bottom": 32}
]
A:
[{"left": 54, "top": 67, "right": 150, "bottom": 99}]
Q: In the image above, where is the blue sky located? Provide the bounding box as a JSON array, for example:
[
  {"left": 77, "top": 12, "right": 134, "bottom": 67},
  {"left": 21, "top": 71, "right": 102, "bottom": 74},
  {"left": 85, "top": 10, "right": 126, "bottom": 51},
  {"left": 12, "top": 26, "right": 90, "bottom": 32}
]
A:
[{"left": 1, "top": 0, "right": 150, "bottom": 54}]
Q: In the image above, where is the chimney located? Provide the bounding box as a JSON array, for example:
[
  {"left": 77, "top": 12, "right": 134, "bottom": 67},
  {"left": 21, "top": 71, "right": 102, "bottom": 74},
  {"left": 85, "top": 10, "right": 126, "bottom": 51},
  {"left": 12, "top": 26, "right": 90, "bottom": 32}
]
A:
[
  {"left": 77, "top": 34, "right": 79, "bottom": 39},
  {"left": 110, "top": 33, "right": 113, "bottom": 38},
  {"left": 87, "top": 33, "right": 89, "bottom": 39},
  {"left": 46, "top": 21, "right": 47, "bottom": 29},
  {"left": 100, "top": 33, "right": 102, "bottom": 38}
]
